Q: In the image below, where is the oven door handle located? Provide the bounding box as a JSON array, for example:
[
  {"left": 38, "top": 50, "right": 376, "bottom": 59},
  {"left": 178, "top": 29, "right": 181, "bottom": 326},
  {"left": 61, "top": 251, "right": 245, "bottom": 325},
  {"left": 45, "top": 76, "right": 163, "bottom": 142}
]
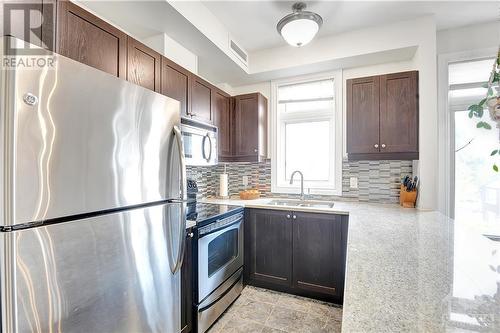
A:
[
  {"left": 198, "top": 268, "right": 243, "bottom": 313},
  {"left": 198, "top": 218, "right": 242, "bottom": 240}
]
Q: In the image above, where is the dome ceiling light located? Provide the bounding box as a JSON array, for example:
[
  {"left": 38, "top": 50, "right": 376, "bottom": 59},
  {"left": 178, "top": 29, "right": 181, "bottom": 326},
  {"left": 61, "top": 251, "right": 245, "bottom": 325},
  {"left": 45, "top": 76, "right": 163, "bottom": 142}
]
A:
[{"left": 276, "top": 2, "right": 323, "bottom": 47}]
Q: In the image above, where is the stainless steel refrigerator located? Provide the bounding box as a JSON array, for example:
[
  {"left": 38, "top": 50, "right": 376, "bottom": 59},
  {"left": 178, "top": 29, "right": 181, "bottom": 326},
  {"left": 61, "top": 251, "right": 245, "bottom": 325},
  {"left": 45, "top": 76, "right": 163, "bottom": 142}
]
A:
[{"left": 0, "top": 37, "right": 187, "bottom": 332}]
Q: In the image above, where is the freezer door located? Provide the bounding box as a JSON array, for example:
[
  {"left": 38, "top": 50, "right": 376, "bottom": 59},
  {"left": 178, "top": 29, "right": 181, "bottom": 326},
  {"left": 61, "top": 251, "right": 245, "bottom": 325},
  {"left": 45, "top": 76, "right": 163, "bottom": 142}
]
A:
[
  {"left": 0, "top": 202, "right": 185, "bottom": 333},
  {"left": 0, "top": 37, "right": 183, "bottom": 227}
]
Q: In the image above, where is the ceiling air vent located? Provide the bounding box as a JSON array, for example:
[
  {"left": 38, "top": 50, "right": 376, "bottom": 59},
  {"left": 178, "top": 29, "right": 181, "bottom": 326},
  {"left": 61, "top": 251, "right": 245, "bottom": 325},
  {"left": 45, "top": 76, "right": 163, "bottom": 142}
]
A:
[{"left": 229, "top": 39, "right": 248, "bottom": 66}]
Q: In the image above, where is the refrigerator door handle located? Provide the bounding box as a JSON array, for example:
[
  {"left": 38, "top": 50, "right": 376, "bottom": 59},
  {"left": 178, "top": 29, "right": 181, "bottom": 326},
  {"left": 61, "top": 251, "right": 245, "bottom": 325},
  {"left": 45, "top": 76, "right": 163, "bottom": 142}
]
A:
[
  {"left": 170, "top": 202, "right": 186, "bottom": 275},
  {"left": 171, "top": 126, "right": 187, "bottom": 274},
  {"left": 173, "top": 125, "right": 187, "bottom": 201}
]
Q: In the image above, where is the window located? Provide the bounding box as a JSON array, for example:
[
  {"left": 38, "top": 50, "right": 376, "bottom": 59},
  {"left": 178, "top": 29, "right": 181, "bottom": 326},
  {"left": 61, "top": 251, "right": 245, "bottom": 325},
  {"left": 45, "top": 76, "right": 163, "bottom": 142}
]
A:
[
  {"left": 271, "top": 72, "right": 342, "bottom": 195},
  {"left": 446, "top": 57, "right": 500, "bottom": 331},
  {"left": 449, "top": 58, "right": 499, "bottom": 236}
]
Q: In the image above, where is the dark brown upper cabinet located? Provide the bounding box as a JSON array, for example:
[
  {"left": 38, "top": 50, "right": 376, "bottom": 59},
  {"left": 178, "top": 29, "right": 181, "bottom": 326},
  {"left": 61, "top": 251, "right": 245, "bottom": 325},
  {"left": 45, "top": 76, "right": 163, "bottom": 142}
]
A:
[
  {"left": 40, "top": 0, "right": 56, "bottom": 51},
  {"left": 232, "top": 93, "right": 268, "bottom": 162},
  {"left": 346, "top": 76, "right": 380, "bottom": 155},
  {"left": 379, "top": 71, "right": 419, "bottom": 155},
  {"left": 161, "top": 57, "right": 191, "bottom": 117},
  {"left": 127, "top": 37, "right": 161, "bottom": 92},
  {"left": 347, "top": 70, "right": 419, "bottom": 160},
  {"left": 191, "top": 76, "right": 213, "bottom": 124},
  {"left": 57, "top": 0, "right": 127, "bottom": 78},
  {"left": 24, "top": 1, "right": 266, "bottom": 163},
  {"left": 212, "top": 89, "right": 232, "bottom": 160}
]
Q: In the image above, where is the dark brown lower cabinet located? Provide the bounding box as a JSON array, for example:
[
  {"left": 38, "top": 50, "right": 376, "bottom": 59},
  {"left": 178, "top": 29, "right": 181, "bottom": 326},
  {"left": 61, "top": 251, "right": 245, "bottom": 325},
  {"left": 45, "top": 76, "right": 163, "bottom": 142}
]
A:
[
  {"left": 181, "top": 229, "right": 193, "bottom": 333},
  {"left": 244, "top": 209, "right": 293, "bottom": 286},
  {"left": 245, "top": 209, "right": 348, "bottom": 304},
  {"left": 292, "top": 212, "right": 346, "bottom": 299}
]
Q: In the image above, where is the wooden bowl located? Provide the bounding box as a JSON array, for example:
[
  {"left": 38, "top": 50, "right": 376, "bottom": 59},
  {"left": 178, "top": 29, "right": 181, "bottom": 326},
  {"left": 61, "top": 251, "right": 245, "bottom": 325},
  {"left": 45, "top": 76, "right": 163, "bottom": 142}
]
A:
[{"left": 239, "top": 189, "right": 260, "bottom": 200}]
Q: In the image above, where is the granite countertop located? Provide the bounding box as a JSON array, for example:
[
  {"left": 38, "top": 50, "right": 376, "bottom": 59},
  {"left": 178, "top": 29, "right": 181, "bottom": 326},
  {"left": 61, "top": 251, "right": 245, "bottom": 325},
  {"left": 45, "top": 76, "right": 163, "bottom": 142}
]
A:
[{"left": 202, "top": 197, "right": 500, "bottom": 332}]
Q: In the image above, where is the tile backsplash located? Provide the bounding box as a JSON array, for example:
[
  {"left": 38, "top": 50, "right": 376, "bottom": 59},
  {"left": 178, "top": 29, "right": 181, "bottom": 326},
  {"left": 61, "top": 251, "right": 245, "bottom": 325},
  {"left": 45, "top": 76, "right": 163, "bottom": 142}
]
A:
[{"left": 187, "top": 159, "right": 412, "bottom": 203}]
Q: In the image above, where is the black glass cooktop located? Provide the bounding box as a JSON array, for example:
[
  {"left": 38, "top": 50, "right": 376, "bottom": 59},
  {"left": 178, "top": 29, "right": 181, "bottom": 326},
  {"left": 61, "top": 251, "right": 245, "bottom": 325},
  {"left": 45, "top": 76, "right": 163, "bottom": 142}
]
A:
[{"left": 186, "top": 202, "right": 243, "bottom": 227}]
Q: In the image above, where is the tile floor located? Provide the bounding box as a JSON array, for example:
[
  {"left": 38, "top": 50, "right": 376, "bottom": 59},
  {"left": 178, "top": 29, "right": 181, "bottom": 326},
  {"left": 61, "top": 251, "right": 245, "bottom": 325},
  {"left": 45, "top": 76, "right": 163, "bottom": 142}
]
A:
[{"left": 207, "top": 286, "right": 343, "bottom": 333}]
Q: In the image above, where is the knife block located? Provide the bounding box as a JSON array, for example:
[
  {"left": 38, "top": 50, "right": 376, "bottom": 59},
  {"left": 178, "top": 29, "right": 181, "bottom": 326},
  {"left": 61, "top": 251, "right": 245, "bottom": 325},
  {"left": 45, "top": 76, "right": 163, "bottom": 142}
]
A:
[{"left": 400, "top": 185, "right": 417, "bottom": 208}]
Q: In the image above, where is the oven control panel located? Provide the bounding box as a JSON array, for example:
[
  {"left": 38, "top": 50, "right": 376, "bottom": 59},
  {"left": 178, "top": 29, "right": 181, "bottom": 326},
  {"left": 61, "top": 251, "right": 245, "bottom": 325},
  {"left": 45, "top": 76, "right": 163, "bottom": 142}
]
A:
[{"left": 198, "top": 213, "right": 243, "bottom": 236}]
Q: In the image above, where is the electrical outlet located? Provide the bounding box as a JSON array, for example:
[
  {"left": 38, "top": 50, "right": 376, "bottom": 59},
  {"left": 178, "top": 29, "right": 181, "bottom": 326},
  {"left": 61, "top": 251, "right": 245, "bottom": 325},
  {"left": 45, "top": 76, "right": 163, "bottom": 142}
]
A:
[
  {"left": 350, "top": 177, "right": 358, "bottom": 189},
  {"left": 242, "top": 176, "right": 249, "bottom": 187}
]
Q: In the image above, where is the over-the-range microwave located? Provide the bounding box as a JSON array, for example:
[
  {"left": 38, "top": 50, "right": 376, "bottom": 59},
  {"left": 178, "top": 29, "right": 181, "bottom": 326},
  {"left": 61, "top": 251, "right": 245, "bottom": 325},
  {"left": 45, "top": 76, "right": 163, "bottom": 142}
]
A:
[{"left": 181, "top": 118, "right": 218, "bottom": 166}]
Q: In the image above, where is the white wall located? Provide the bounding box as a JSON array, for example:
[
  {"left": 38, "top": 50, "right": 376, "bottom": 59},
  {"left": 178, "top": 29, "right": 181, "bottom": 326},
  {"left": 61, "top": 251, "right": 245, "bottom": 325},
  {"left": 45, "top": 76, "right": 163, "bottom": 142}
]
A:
[
  {"left": 230, "top": 82, "right": 271, "bottom": 99},
  {"left": 411, "top": 17, "right": 438, "bottom": 210},
  {"left": 168, "top": 0, "right": 249, "bottom": 72},
  {"left": 437, "top": 21, "right": 500, "bottom": 55},
  {"left": 143, "top": 33, "right": 198, "bottom": 74}
]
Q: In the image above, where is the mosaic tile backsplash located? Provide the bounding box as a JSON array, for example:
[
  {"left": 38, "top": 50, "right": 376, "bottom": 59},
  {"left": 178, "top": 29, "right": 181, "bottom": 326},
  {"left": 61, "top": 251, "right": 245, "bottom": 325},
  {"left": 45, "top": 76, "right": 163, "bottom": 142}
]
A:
[{"left": 187, "top": 160, "right": 412, "bottom": 203}]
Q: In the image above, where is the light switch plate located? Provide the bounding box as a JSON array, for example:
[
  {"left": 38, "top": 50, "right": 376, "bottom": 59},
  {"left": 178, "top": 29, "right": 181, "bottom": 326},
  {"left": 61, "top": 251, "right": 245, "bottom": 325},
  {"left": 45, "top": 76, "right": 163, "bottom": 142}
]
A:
[
  {"left": 242, "top": 176, "right": 249, "bottom": 187},
  {"left": 350, "top": 177, "right": 358, "bottom": 189}
]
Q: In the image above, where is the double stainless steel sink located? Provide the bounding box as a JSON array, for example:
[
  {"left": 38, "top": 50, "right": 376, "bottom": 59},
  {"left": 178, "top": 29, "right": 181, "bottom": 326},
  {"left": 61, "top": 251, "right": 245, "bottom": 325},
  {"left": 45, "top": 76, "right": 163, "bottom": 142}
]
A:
[{"left": 267, "top": 199, "right": 335, "bottom": 209}]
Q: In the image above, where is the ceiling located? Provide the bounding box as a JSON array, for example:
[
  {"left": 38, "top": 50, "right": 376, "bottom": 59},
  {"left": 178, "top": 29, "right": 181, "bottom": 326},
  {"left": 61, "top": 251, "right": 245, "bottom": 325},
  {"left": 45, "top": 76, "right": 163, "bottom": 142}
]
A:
[
  {"left": 80, "top": 1, "right": 498, "bottom": 86},
  {"left": 80, "top": 1, "right": 247, "bottom": 83},
  {"left": 203, "top": 1, "right": 499, "bottom": 51}
]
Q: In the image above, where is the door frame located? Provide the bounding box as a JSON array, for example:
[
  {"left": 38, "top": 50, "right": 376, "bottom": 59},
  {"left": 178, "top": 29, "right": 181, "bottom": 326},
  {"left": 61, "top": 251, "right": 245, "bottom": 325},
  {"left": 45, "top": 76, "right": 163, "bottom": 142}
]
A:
[{"left": 437, "top": 47, "right": 498, "bottom": 218}]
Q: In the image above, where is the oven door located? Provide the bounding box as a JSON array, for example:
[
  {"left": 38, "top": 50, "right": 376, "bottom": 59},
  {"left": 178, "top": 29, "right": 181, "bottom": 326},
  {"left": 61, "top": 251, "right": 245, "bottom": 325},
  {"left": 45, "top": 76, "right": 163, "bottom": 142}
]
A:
[
  {"left": 198, "top": 217, "right": 244, "bottom": 302},
  {"left": 181, "top": 120, "right": 218, "bottom": 166}
]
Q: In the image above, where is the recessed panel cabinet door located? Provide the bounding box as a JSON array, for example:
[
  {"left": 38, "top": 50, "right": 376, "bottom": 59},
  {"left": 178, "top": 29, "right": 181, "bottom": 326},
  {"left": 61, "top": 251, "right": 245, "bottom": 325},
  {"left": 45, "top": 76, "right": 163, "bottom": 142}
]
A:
[
  {"left": 380, "top": 71, "right": 419, "bottom": 153},
  {"left": 234, "top": 94, "right": 259, "bottom": 159},
  {"left": 57, "top": 0, "right": 127, "bottom": 78},
  {"left": 127, "top": 37, "right": 161, "bottom": 92},
  {"left": 161, "top": 58, "right": 191, "bottom": 117},
  {"left": 245, "top": 209, "right": 293, "bottom": 286},
  {"left": 346, "top": 76, "right": 380, "bottom": 154},
  {"left": 292, "top": 212, "right": 343, "bottom": 298},
  {"left": 191, "top": 77, "right": 212, "bottom": 123},
  {"left": 213, "top": 90, "right": 232, "bottom": 158}
]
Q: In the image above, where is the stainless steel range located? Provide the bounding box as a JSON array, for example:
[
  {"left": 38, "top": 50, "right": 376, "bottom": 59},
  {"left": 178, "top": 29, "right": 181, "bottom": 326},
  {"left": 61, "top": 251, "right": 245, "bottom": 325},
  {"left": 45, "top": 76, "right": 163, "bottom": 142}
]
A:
[{"left": 186, "top": 180, "right": 244, "bottom": 333}]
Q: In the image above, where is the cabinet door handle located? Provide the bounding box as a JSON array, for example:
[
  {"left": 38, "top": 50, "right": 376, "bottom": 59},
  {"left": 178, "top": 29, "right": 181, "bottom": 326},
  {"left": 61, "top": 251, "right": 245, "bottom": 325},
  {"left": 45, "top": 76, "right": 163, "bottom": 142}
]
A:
[
  {"left": 286, "top": 214, "right": 291, "bottom": 219},
  {"left": 254, "top": 148, "right": 258, "bottom": 153},
  {"left": 381, "top": 143, "right": 386, "bottom": 148},
  {"left": 188, "top": 232, "right": 194, "bottom": 238},
  {"left": 292, "top": 215, "right": 297, "bottom": 219},
  {"left": 374, "top": 144, "right": 379, "bottom": 149}
]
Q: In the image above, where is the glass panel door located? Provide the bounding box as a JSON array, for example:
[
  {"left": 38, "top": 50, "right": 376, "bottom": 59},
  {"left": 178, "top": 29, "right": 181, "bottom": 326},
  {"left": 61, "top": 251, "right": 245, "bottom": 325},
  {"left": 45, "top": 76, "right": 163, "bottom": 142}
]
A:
[
  {"left": 208, "top": 228, "right": 238, "bottom": 277},
  {"left": 450, "top": 58, "right": 500, "bottom": 236}
]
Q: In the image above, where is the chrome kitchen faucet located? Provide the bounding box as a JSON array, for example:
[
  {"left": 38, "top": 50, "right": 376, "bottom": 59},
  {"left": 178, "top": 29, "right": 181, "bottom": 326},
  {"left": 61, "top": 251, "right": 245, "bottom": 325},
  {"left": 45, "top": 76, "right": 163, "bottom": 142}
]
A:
[{"left": 289, "top": 170, "right": 305, "bottom": 200}]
